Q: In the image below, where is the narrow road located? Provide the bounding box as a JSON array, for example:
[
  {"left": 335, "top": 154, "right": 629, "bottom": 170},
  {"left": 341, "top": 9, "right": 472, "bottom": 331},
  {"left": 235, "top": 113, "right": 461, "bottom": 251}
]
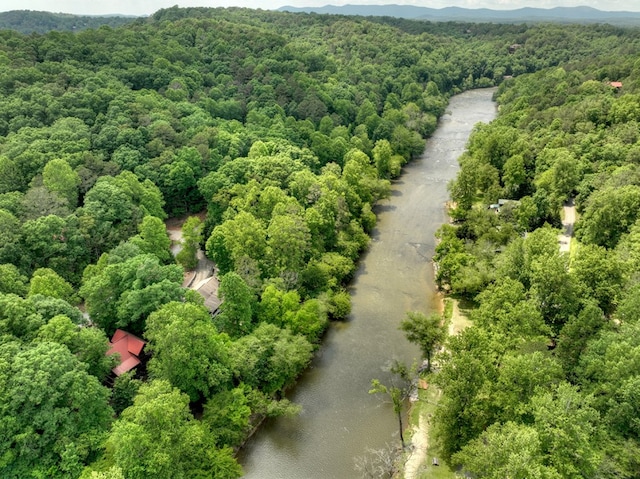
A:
[
  {"left": 404, "top": 299, "right": 471, "bottom": 479},
  {"left": 404, "top": 412, "right": 430, "bottom": 479},
  {"left": 559, "top": 198, "right": 576, "bottom": 253},
  {"left": 166, "top": 218, "right": 220, "bottom": 312}
]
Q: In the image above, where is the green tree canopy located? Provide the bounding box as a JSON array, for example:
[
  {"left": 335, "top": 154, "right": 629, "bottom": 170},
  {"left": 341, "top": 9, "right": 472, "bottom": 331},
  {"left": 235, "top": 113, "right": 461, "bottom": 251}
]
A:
[
  {"left": 106, "top": 380, "right": 242, "bottom": 479},
  {"left": 0, "top": 341, "right": 113, "bottom": 478},
  {"left": 145, "top": 301, "right": 232, "bottom": 402}
]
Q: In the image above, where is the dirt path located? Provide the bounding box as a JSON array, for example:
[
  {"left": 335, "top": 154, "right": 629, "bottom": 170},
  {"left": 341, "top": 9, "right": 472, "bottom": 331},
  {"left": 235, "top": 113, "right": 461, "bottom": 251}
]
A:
[
  {"left": 559, "top": 198, "right": 576, "bottom": 253},
  {"left": 404, "top": 411, "right": 430, "bottom": 479},
  {"left": 403, "top": 299, "right": 470, "bottom": 479},
  {"left": 165, "top": 216, "right": 219, "bottom": 311}
]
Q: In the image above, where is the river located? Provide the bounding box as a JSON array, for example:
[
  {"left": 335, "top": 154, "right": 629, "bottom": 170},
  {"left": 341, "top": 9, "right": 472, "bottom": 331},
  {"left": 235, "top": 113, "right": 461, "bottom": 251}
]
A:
[{"left": 239, "top": 88, "right": 498, "bottom": 478}]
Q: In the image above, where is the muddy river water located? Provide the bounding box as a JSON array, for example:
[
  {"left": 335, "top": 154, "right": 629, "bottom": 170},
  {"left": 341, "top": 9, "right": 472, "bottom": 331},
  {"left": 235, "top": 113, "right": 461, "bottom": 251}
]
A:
[{"left": 239, "top": 88, "right": 498, "bottom": 478}]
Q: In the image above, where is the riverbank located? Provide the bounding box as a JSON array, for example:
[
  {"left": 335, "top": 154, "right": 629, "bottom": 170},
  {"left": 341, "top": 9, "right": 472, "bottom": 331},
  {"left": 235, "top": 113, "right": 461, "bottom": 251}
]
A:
[
  {"left": 400, "top": 297, "right": 472, "bottom": 478},
  {"left": 240, "top": 89, "right": 498, "bottom": 478}
]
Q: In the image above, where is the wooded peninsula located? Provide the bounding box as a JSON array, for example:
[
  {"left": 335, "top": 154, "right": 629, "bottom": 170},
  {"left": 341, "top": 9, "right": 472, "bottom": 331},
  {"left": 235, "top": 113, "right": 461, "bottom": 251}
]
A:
[{"left": 0, "top": 6, "right": 639, "bottom": 478}]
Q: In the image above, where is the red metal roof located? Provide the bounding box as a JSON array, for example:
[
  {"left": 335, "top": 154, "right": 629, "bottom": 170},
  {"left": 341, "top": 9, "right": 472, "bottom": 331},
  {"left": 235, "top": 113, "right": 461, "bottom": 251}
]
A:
[
  {"left": 107, "top": 329, "right": 145, "bottom": 376},
  {"left": 610, "top": 81, "right": 623, "bottom": 88}
]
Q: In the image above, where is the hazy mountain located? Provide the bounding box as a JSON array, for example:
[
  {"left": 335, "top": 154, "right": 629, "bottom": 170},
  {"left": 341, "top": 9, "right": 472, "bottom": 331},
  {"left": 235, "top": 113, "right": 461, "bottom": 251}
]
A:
[{"left": 278, "top": 4, "right": 640, "bottom": 26}]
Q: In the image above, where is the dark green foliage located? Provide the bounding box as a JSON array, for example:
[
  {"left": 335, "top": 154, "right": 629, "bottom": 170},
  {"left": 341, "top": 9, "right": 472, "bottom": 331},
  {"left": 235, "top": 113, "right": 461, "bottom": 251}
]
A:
[
  {"left": 175, "top": 215, "right": 203, "bottom": 270},
  {"left": 432, "top": 23, "right": 640, "bottom": 477},
  {"left": 400, "top": 311, "right": 446, "bottom": 372},
  {"left": 110, "top": 372, "right": 142, "bottom": 416},
  {"left": 79, "top": 253, "right": 185, "bottom": 336},
  {"left": 0, "top": 342, "right": 113, "bottom": 478}
]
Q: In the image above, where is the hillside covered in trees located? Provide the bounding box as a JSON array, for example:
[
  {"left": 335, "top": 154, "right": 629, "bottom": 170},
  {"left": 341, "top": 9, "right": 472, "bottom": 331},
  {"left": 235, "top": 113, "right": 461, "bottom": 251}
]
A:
[
  {"left": 434, "top": 33, "right": 640, "bottom": 479},
  {"left": 0, "top": 10, "right": 137, "bottom": 34},
  {"left": 0, "top": 6, "right": 639, "bottom": 478}
]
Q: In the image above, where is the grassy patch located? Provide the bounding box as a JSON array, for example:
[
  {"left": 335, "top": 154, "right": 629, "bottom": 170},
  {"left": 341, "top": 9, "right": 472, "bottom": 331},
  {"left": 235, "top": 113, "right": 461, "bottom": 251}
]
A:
[
  {"left": 443, "top": 298, "right": 453, "bottom": 321},
  {"left": 401, "top": 297, "right": 473, "bottom": 478},
  {"left": 409, "top": 383, "right": 457, "bottom": 479},
  {"left": 569, "top": 236, "right": 580, "bottom": 267}
]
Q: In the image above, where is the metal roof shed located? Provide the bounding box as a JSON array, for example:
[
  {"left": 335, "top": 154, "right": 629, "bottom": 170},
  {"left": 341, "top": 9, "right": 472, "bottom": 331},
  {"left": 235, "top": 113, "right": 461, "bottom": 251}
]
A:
[{"left": 107, "top": 329, "right": 146, "bottom": 376}]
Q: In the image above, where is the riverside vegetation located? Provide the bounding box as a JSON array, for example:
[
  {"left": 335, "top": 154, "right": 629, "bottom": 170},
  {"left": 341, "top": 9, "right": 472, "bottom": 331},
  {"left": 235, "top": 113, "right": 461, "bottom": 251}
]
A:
[{"left": 0, "top": 6, "right": 639, "bottom": 478}]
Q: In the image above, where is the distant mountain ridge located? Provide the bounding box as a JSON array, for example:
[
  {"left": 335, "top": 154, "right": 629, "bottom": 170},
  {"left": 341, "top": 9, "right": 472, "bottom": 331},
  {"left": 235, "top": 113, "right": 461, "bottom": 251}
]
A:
[{"left": 278, "top": 4, "right": 640, "bottom": 26}]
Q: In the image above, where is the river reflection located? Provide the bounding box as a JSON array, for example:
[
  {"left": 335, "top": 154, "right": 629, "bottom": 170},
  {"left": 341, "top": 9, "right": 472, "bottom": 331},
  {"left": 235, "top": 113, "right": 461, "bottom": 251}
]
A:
[{"left": 239, "top": 88, "right": 498, "bottom": 479}]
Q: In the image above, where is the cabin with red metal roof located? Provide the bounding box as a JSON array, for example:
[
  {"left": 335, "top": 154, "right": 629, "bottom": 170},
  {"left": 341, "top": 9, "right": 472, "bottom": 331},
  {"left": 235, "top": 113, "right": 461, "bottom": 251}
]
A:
[{"left": 107, "top": 329, "right": 146, "bottom": 376}]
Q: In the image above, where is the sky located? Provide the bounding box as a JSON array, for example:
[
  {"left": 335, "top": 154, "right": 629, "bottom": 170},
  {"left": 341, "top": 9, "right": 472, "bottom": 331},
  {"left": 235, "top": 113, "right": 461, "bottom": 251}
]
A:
[{"left": 0, "top": 0, "right": 638, "bottom": 16}]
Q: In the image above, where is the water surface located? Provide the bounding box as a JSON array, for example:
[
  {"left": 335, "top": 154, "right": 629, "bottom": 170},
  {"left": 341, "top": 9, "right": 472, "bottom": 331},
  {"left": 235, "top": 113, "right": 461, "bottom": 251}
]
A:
[{"left": 240, "top": 88, "right": 498, "bottom": 479}]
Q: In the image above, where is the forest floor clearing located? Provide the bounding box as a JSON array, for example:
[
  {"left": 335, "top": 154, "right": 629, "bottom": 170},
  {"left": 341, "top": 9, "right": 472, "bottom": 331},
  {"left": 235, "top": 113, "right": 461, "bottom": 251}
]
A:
[
  {"left": 559, "top": 198, "right": 576, "bottom": 254},
  {"left": 401, "top": 298, "right": 471, "bottom": 479}
]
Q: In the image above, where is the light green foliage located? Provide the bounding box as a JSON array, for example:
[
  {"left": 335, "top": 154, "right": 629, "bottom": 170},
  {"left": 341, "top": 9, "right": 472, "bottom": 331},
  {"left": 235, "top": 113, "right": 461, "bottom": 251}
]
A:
[
  {"left": 400, "top": 311, "right": 446, "bottom": 372},
  {"left": 42, "top": 158, "right": 81, "bottom": 208},
  {"left": 206, "top": 211, "right": 267, "bottom": 276},
  {"left": 230, "top": 322, "right": 313, "bottom": 396},
  {"left": 434, "top": 327, "right": 499, "bottom": 460},
  {"left": 259, "top": 284, "right": 327, "bottom": 342},
  {"left": 0, "top": 293, "right": 45, "bottom": 341},
  {"left": 495, "top": 226, "right": 578, "bottom": 333},
  {"left": 85, "top": 467, "right": 125, "bottom": 479},
  {"left": 266, "top": 209, "right": 311, "bottom": 276},
  {"left": 530, "top": 383, "right": 602, "bottom": 478},
  {"left": 452, "top": 422, "right": 561, "bottom": 479},
  {"left": 176, "top": 215, "right": 202, "bottom": 270},
  {"left": 28, "top": 267, "right": 77, "bottom": 304},
  {"left": 203, "top": 387, "right": 252, "bottom": 447},
  {"left": 616, "top": 283, "right": 640, "bottom": 323},
  {"left": 534, "top": 149, "right": 581, "bottom": 207},
  {"left": 433, "top": 223, "right": 474, "bottom": 291},
  {"left": 577, "top": 185, "right": 640, "bottom": 249},
  {"left": 21, "top": 213, "right": 88, "bottom": 282},
  {"left": 0, "top": 9, "right": 638, "bottom": 478},
  {"left": 145, "top": 301, "right": 232, "bottom": 402},
  {"left": 342, "top": 148, "right": 390, "bottom": 206},
  {"left": 0, "top": 342, "right": 113, "bottom": 478},
  {"left": 490, "top": 352, "right": 563, "bottom": 423},
  {"left": 35, "top": 315, "right": 116, "bottom": 380},
  {"left": 472, "top": 278, "right": 551, "bottom": 345},
  {"left": 571, "top": 244, "right": 624, "bottom": 315},
  {"left": 81, "top": 173, "right": 166, "bottom": 258},
  {"left": 615, "top": 215, "right": 640, "bottom": 273},
  {"left": 326, "top": 289, "right": 352, "bottom": 319},
  {"left": 373, "top": 139, "right": 393, "bottom": 179},
  {"left": 129, "top": 215, "right": 172, "bottom": 263},
  {"left": 217, "top": 272, "right": 256, "bottom": 338},
  {"left": 106, "top": 380, "right": 242, "bottom": 479},
  {"left": 502, "top": 154, "right": 527, "bottom": 198}
]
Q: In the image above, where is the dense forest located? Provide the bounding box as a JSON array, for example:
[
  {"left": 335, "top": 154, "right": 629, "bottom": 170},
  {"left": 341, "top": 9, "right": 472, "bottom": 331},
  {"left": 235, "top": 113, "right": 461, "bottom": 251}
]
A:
[
  {"left": 0, "top": 6, "right": 639, "bottom": 478},
  {"left": 434, "top": 30, "right": 640, "bottom": 479},
  {"left": 0, "top": 10, "right": 136, "bottom": 34}
]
